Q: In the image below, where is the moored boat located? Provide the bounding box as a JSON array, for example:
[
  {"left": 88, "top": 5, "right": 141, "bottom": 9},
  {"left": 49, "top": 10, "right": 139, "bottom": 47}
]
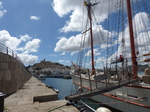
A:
[{"left": 66, "top": 0, "right": 150, "bottom": 112}]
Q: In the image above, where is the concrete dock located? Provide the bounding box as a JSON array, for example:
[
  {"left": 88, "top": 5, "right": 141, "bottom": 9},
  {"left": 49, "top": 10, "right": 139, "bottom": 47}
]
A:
[{"left": 4, "top": 77, "right": 79, "bottom": 112}]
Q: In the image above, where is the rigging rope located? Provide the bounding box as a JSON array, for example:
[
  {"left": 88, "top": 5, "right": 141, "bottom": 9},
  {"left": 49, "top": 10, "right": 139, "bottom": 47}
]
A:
[
  {"left": 142, "top": 0, "right": 150, "bottom": 20},
  {"left": 47, "top": 104, "right": 66, "bottom": 112},
  {"left": 105, "top": 0, "right": 111, "bottom": 69},
  {"left": 134, "top": 0, "right": 150, "bottom": 65},
  {"left": 132, "top": 0, "right": 139, "bottom": 56}
]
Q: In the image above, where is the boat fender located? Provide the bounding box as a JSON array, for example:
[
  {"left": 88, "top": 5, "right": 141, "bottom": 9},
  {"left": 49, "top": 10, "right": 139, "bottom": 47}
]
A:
[
  {"left": 80, "top": 107, "right": 87, "bottom": 112},
  {"left": 77, "top": 105, "right": 85, "bottom": 110},
  {"left": 96, "top": 107, "right": 111, "bottom": 112}
]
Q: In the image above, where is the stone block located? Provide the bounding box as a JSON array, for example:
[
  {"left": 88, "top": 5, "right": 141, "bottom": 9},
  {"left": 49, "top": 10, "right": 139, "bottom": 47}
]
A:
[{"left": 34, "top": 94, "right": 58, "bottom": 102}]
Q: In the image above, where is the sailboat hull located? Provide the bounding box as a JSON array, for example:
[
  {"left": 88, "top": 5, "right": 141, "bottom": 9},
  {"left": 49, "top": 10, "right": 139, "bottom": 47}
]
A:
[{"left": 72, "top": 75, "right": 150, "bottom": 112}]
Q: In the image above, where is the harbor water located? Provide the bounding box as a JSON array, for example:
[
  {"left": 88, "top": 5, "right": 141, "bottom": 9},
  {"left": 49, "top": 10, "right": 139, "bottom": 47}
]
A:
[
  {"left": 40, "top": 77, "right": 121, "bottom": 112},
  {"left": 41, "top": 77, "right": 75, "bottom": 99},
  {"left": 40, "top": 71, "right": 144, "bottom": 99}
]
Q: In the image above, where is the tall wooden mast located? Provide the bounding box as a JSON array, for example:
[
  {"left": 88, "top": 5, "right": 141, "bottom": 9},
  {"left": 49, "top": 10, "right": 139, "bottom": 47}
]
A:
[
  {"left": 126, "top": 0, "right": 137, "bottom": 79},
  {"left": 85, "top": 0, "right": 95, "bottom": 75}
]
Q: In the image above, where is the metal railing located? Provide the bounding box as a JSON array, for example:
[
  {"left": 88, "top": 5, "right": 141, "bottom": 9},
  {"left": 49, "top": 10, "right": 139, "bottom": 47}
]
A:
[{"left": 0, "top": 43, "right": 24, "bottom": 66}]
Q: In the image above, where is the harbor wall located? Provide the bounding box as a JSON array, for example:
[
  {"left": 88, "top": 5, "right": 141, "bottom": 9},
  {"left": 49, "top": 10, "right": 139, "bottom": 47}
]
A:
[
  {"left": 4, "top": 77, "right": 79, "bottom": 112},
  {"left": 0, "top": 52, "right": 31, "bottom": 94}
]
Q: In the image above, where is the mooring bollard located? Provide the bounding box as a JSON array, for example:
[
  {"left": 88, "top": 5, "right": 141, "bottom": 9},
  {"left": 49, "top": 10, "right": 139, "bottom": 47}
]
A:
[{"left": 0, "top": 92, "right": 6, "bottom": 112}]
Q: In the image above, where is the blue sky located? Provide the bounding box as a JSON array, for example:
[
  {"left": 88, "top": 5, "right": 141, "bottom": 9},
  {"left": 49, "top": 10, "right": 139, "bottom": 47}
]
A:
[
  {"left": 0, "top": 0, "right": 79, "bottom": 66},
  {"left": 0, "top": 0, "right": 150, "bottom": 68}
]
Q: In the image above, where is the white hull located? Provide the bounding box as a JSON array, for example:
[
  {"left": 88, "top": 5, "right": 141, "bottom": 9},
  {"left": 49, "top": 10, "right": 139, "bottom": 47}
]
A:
[{"left": 72, "top": 75, "right": 150, "bottom": 112}]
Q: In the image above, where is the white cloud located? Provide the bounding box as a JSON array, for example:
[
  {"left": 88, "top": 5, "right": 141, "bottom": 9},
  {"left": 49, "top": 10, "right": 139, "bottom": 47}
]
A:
[
  {"left": 54, "top": 0, "right": 150, "bottom": 67},
  {"left": 53, "top": 0, "right": 117, "bottom": 54},
  {"left": 59, "top": 8, "right": 84, "bottom": 32},
  {"left": 0, "top": 10, "right": 7, "bottom": 18},
  {"left": 24, "top": 39, "right": 41, "bottom": 53},
  {"left": 0, "top": 30, "right": 20, "bottom": 50},
  {"left": 71, "top": 51, "right": 78, "bottom": 56},
  {"left": 54, "top": 24, "right": 111, "bottom": 53},
  {"left": 30, "top": 16, "right": 40, "bottom": 20},
  {"left": 54, "top": 34, "right": 82, "bottom": 52},
  {"left": 0, "top": 2, "right": 4, "bottom": 9},
  {"left": 96, "top": 56, "right": 107, "bottom": 64},
  {"left": 52, "top": 0, "right": 80, "bottom": 17},
  {"left": 58, "top": 60, "right": 70, "bottom": 63},
  {"left": 0, "top": 30, "right": 41, "bottom": 65},
  {"left": 0, "top": 2, "right": 7, "bottom": 18},
  {"left": 123, "top": 12, "right": 150, "bottom": 55},
  {"left": 85, "top": 49, "right": 100, "bottom": 56},
  {"left": 60, "top": 52, "right": 65, "bottom": 55},
  {"left": 107, "top": 12, "right": 150, "bottom": 64},
  {"left": 58, "top": 60, "right": 65, "bottom": 62},
  {"left": 133, "top": 12, "right": 150, "bottom": 34},
  {"left": 17, "top": 54, "right": 38, "bottom": 65},
  {"left": 52, "top": 0, "right": 89, "bottom": 32},
  {"left": 52, "top": 0, "right": 119, "bottom": 33},
  {"left": 20, "top": 34, "right": 32, "bottom": 42}
]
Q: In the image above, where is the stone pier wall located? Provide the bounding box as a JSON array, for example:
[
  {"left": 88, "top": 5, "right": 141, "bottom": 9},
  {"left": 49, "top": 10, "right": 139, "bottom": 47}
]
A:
[{"left": 0, "top": 52, "right": 31, "bottom": 94}]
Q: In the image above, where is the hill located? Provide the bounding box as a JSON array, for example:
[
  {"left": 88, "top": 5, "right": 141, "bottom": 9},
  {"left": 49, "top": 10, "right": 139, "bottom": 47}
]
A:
[
  {"left": 31, "top": 60, "right": 71, "bottom": 70},
  {"left": 26, "top": 59, "right": 71, "bottom": 78}
]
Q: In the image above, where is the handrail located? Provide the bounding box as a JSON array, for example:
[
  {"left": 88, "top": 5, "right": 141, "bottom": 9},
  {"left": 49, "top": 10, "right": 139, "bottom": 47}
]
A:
[{"left": 0, "top": 43, "right": 24, "bottom": 66}]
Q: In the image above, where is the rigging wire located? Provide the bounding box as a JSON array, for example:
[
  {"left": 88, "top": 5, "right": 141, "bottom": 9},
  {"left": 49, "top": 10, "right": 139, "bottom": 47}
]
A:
[
  {"left": 78, "top": 1, "right": 89, "bottom": 68},
  {"left": 68, "top": 0, "right": 149, "bottom": 109},
  {"left": 105, "top": 0, "right": 111, "bottom": 69},
  {"left": 132, "top": 0, "right": 139, "bottom": 57},
  {"left": 109, "top": 0, "right": 117, "bottom": 62},
  {"left": 134, "top": 0, "right": 150, "bottom": 64},
  {"left": 110, "top": 0, "right": 121, "bottom": 64},
  {"left": 91, "top": 0, "right": 108, "bottom": 68},
  {"left": 142, "top": 0, "right": 150, "bottom": 20}
]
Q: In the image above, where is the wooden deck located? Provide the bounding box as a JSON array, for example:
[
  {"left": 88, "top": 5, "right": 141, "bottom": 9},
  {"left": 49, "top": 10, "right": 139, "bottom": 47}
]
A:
[{"left": 65, "top": 79, "right": 137, "bottom": 101}]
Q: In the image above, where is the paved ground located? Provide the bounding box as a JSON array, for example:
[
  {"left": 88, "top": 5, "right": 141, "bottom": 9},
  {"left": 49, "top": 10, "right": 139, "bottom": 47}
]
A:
[{"left": 4, "top": 77, "right": 79, "bottom": 112}]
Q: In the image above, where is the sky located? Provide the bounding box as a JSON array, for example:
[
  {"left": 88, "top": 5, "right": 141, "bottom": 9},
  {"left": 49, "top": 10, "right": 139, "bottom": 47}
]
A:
[{"left": 0, "top": 0, "right": 150, "bottom": 67}]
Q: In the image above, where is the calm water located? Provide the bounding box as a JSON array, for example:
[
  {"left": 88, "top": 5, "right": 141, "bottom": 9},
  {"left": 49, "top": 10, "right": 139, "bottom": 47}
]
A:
[
  {"left": 41, "top": 72, "right": 144, "bottom": 99},
  {"left": 40, "top": 77, "right": 119, "bottom": 112},
  {"left": 41, "top": 78, "right": 75, "bottom": 99}
]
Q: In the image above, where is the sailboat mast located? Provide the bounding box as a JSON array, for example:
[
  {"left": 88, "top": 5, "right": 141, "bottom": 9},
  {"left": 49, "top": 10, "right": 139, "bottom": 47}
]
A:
[
  {"left": 86, "top": 0, "right": 95, "bottom": 75},
  {"left": 126, "top": 0, "right": 137, "bottom": 79}
]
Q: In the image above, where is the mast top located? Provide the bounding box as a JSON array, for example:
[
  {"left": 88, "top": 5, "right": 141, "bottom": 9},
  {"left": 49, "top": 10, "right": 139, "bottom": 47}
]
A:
[
  {"left": 84, "top": 0, "right": 90, "bottom": 6},
  {"left": 87, "top": 0, "right": 90, "bottom": 4}
]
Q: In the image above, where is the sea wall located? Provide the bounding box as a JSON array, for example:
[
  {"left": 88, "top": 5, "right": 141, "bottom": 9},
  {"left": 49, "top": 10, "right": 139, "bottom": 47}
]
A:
[
  {"left": 0, "top": 52, "right": 31, "bottom": 94},
  {"left": 4, "top": 77, "right": 79, "bottom": 112}
]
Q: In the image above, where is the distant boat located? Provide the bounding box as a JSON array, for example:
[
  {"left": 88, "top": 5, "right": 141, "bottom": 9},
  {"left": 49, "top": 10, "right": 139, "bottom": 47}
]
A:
[
  {"left": 46, "top": 85, "right": 59, "bottom": 93},
  {"left": 38, "top": 74, "right": 46, "bottom": 80},
  {"left": 53, "top": 88, "right": 59, "bottom": 93},
  {"left": 66, "top": 0, "right": 150, "bottom": 112},
  {"left": 64, "top": 75, "right": 72, "bottom": 79}
]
